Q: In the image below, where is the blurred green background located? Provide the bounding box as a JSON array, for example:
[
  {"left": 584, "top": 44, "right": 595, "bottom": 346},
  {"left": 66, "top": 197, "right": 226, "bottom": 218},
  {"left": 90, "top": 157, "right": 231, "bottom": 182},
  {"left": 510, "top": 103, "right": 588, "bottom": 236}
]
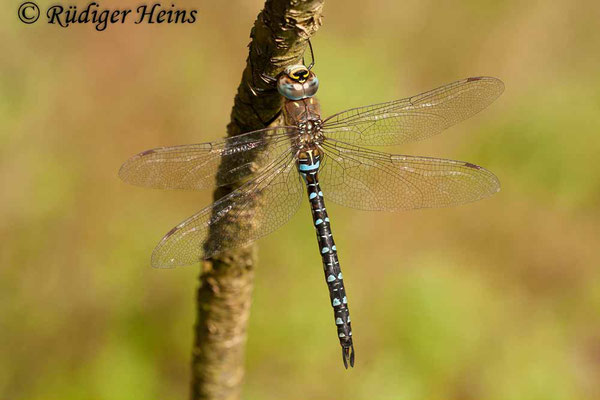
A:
[{"left": 2, "top": 0, "right": 600, "bottom": 399}]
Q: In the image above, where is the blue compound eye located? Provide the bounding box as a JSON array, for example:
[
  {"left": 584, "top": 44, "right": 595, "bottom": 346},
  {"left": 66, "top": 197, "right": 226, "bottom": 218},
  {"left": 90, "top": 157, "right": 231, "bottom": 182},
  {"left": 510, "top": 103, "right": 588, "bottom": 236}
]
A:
[
  {"left": 277, "top": 69, "right": 319, "bottom": 100},
  {"left": 277, "top": 81, "right": 305, "bottom": 100}
]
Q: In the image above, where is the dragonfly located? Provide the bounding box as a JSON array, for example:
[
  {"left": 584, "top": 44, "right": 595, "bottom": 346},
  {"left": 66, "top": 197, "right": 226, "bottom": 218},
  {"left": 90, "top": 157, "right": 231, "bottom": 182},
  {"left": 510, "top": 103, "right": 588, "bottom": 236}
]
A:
[{"left": 119, "top": 57, "right": 504, "bottom": 368}]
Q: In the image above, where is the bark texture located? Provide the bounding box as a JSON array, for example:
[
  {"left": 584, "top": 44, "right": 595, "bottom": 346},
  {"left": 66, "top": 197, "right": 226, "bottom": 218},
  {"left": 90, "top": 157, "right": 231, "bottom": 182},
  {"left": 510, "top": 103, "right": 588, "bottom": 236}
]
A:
[{"left": 190, "top": 1, "right": 324, "bottom": 400}]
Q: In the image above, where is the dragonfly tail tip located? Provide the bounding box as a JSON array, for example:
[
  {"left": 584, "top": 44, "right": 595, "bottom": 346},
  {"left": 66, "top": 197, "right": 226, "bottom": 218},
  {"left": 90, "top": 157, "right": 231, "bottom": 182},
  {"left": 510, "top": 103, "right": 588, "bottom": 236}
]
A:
[{"left": 342, "top": 344, "right": 355, "bottom": 369}]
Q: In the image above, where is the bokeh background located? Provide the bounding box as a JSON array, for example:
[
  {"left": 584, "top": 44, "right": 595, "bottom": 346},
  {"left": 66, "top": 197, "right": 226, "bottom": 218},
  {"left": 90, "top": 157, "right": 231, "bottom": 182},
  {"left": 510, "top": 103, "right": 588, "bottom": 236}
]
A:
[{"left": 2, "top": 0, "right": 600, "bottom": 399}]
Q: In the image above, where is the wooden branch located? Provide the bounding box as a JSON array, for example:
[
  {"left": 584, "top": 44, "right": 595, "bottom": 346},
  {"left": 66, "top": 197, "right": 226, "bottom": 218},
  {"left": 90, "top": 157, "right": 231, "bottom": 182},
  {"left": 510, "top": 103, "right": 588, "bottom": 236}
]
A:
[{"left": 190, "top": 1, "right": 324, "bottom": 399}]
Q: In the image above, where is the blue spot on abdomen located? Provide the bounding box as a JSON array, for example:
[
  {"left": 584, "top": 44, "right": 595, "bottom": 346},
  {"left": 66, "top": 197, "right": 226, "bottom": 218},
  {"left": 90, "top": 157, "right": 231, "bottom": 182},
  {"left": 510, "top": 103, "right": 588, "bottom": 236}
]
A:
[{"left": 298, "top": 161, "right": 320, "bottom": 172}]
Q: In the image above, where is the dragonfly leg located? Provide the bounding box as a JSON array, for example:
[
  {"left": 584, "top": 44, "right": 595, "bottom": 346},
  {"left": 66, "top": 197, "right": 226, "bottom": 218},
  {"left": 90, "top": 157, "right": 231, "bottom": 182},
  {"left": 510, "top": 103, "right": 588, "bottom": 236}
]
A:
[
  {"left": 246, "top": 77, "right": 277, "bottom": 97},
  {"left": 245, "top": 56, "right": 280, "bottom": 125},
  {"left": 248, "top": 52, "right": 278, "bottom": 96}
]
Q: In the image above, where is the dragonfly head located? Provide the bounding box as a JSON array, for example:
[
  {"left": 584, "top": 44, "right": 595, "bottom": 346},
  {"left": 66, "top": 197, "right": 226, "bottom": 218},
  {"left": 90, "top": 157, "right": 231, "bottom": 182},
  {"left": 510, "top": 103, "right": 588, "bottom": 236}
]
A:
[{"left": 277, "top": 65, "right": 319, "bottom": 101}]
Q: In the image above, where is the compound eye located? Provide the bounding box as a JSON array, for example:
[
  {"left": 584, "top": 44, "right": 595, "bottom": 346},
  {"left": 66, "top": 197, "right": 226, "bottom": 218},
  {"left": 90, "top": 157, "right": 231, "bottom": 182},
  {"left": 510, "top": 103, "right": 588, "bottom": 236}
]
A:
[{"left": 277, "top": 67, "right": 319, "bottom": 100}]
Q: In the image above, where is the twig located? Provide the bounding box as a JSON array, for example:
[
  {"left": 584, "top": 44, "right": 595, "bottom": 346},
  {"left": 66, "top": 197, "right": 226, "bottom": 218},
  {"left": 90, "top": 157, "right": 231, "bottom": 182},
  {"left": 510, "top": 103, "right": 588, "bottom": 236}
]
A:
[{"left": 190, "top": 1, "right": 324, "bottom": 399}]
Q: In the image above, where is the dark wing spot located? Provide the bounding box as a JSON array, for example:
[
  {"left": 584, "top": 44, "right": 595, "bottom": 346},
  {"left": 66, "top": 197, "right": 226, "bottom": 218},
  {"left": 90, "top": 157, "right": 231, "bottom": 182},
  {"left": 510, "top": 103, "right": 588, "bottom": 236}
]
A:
[
  {"left": 467, "top": 77, "right": 483, "bottom": 82},
  {"left": 164, "top": 226, "right": 178, "bottom": 238},
  {"left": 139, "top": 149, "right": 156, "bottom": 156},
  {"left": 464, "top": 162, "right": 481, "bottom": 169}
]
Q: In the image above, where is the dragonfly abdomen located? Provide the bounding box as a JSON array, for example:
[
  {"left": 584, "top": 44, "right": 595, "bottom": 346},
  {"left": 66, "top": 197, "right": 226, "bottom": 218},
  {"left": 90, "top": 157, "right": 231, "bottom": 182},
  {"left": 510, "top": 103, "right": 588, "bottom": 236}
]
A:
[{"left": 297, "top": 152, "right": 355, "bottom": 368}]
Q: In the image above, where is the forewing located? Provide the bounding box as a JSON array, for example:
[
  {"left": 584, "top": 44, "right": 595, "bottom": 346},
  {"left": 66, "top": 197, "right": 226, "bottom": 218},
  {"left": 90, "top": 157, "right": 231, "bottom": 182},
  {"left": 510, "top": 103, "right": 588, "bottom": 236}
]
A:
[
  {"left": 151, "top": 151, "right": 303, "bottom": 267},
  {"left": 321, "top": 77, "right": 504, "bottom": 146},
  {"left": 319, "top": 139, "right": 500, "bottom": 211},
  {"left": 119, "top": 127, "right": 296, "bottom": 189}
]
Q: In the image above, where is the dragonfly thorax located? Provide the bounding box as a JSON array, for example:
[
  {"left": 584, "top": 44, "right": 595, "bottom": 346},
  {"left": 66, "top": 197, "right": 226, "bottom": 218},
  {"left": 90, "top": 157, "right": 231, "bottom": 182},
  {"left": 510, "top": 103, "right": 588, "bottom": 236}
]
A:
[
  {"left": 298, "top": 118, "right": 323, "bottom": 136},
  {"left": 294, "top": 118, "right": 324, "bottom": 149}
]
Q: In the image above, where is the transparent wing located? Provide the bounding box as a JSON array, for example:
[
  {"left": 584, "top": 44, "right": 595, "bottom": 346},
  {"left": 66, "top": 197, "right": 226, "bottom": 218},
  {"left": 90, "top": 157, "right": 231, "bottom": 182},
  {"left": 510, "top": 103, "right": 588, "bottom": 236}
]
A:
[
  {"left": 321, "top": 77, "right": 504, "bottom": 146},
  {"left": 119, "top": 126, "right": 296, "bottom": 190},
  {"left": 151, "top": 151, "right": 303, "bottom": 267},
  {"left": 319, "top": 139, "right": 500, "bottom": 211}
]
